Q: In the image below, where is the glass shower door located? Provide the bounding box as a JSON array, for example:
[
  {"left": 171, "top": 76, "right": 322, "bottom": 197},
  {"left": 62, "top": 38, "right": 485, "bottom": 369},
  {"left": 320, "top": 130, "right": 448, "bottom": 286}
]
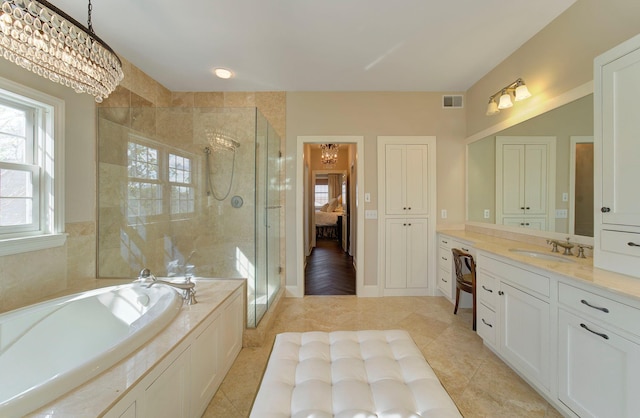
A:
[{"left": 266, "top": 123, "right": 281, "bottom": 309}]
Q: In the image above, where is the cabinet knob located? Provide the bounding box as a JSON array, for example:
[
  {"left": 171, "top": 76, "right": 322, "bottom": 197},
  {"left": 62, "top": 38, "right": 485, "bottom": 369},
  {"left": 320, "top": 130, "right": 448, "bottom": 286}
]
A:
[
  {"left": 601, "top": 207, "right": 611, "bottom": 213},
  {"left": 520, "top": 206, "right": 525, "bottom": 210},
  {"left": 498, "top": 290, "right": 504, "bottom": 296}
]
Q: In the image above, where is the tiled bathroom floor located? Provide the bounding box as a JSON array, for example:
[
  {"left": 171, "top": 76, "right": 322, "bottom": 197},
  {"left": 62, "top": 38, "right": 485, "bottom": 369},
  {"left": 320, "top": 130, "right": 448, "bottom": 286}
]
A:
[{"left": 203, "top": 296, "right": 564, "bottom": 418}]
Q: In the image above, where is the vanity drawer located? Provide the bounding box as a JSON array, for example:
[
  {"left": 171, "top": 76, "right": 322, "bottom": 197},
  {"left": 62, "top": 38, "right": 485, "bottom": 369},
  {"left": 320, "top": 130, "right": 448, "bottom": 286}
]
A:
[
  {"left": 438, "top": 247, "right": 452, "bottom": 270},
  {"left": 439, "top": 236, "right": 452, "bottom": 248},
  {"left": 601, "top": 229, "right": 640, "bottom": 257},
  {"left": 477, "top": 271, "right": 497, "bottom": 309},
  {"left": 559, "top": 282, "right": 640, "bottom": 337},
  {"left": 478, "top": 254, "right": 550, "bottom": 298},
  {"left": 477, "top": 302, "right": 496, "bottom": 347},
  {"left": 437, "top": 267, "right": 452, "bottom": 298}
]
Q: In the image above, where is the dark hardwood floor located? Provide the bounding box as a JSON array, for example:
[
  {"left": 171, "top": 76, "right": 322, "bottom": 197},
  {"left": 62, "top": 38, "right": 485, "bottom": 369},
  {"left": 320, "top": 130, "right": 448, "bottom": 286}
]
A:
[{"left": 305, "top": 238, "right": 356, "bottom": 295}]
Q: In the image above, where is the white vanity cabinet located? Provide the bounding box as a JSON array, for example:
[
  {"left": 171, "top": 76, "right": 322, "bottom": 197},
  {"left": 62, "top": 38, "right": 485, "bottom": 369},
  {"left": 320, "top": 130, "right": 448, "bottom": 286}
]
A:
[
  {"left": 595, "top": 33, "right": 640, "bottom": 277},
  {"left": 557, "top": 282, "right": 640, "bottom": 418},
  {"left": 476, "top": 253, "right": 551, "bottom": 391},
  {"left": 437, "top": 234, "right": 474, "bottom": 304}
]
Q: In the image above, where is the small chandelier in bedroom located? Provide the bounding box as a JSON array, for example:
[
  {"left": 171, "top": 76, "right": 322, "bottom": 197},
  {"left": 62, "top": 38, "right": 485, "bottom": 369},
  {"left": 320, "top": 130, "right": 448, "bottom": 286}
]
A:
[
  {"left": 321, "top": 144, "right": 339, "bottom": 166},
  {"left": 0, "top": 0, "right": 124, "bottom": 103}
]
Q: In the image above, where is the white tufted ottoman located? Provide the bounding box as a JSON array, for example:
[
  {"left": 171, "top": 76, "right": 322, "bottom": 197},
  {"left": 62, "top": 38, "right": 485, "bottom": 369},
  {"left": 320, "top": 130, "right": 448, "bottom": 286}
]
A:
[{"left": 250, "top": 330, "right": 462, "bottom": 418}]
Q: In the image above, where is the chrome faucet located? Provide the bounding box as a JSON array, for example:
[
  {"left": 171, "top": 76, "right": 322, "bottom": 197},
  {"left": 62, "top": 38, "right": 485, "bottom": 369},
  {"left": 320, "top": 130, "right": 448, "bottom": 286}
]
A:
[
  {"left": 137, "top": 268, "right": 197, "bottom": 305},
  {"left": 546, "top": 237, "right": 575, "bottom": 255}
]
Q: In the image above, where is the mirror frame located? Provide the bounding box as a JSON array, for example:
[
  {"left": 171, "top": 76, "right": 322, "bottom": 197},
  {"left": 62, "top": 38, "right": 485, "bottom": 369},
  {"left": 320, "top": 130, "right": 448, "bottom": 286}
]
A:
[{"left": 464, "top": 80, "right": 595, "bottom": 245}]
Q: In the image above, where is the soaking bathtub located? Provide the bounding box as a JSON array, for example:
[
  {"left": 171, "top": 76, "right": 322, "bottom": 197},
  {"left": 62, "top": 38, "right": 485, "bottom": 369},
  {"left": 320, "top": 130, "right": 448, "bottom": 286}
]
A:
[{"left": 0, "top": 282, "right": 182, "bottom": 418}]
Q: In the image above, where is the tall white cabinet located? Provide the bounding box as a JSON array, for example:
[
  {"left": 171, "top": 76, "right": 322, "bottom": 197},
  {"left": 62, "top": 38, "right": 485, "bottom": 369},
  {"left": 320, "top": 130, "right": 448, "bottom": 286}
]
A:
[
  {"left": 495, "top": 136, "right": 556, "bottom": 231},
  {"left": 595, "top": 33, "right": 640, "bottom": 277},
  {"left": 378, "top": 136, "right": 436, "bottom": 296}
]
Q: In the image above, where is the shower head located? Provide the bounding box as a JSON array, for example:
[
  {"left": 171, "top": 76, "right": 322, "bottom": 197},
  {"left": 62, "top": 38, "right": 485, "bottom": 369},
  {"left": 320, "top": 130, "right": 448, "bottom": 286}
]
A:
[{"left": 206, "top": 129, "right": 240, "bottom": 151}]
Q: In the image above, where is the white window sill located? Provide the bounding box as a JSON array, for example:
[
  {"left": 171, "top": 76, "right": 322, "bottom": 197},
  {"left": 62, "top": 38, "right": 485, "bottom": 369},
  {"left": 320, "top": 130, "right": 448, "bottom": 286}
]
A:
[{"left": 0, "top": 233, "right": 68, "bottom": 257}]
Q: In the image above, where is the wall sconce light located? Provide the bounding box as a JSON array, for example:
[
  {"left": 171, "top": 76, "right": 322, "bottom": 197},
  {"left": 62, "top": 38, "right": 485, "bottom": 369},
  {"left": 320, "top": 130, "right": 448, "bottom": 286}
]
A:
[{"left": 485, "top": 78, "right": 531, "bottom": 116}]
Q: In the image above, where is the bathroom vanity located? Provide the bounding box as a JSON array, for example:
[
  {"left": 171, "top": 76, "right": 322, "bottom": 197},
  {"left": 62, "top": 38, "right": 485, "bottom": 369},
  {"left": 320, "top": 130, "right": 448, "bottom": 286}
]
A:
[{"left": 439, "top": 230, "right": 640, "bottom": 418}]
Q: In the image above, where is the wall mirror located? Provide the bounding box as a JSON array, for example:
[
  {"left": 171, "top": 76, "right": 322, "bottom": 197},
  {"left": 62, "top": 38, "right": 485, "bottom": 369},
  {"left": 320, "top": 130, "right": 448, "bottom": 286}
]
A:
[{"left": 467, "top": 93, "right": 594, "bottom": 237}]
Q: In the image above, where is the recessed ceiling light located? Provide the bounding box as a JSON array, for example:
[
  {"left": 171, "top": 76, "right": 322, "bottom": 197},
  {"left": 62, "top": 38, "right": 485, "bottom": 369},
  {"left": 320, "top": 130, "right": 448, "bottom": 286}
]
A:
[{"left": 213, "top": 68, "right": 234, "bottom": 79}]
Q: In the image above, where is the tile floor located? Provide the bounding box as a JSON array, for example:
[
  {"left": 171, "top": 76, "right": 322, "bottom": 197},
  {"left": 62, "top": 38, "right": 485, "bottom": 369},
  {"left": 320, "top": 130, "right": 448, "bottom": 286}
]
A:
[{"left": 203, "top": 296, "right": 564, "bottom": 418}]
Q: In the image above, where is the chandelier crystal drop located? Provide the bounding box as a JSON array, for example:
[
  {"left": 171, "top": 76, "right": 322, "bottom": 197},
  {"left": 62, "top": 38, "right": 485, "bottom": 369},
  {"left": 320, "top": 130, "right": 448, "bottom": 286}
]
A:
[
  {"left": 321, "top": 144, "right": 339, "bottom": 166},
  {"left": 0, "top": 0, "right": 123, "bottom": 103}
]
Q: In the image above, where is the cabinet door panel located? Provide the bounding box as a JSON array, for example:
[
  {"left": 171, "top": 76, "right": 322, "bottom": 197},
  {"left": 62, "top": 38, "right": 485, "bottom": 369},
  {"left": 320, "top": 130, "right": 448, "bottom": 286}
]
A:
[
  {"left": 191, "top": 313, "right": 222, "bottom": 417},
  {"left": 406, "top": 219, "right": 428, "bottom": 288},
  {"left": 385, "top": 219, "right": 407, "bottom": 288},
  {"left": 143, "top": 347, "right": 190, "bottom": 418},
  {"left": 385, "top": 145, "right": 406, "bottom": 215},
  {"left": 405, "top": 145, "right": 429, "bottom": 215},
  {"left": 500, "top": 282, "right": 550, "bottom": 390},
  {"left": 501, "top": 144, "right": 525, "bottom": 215},
  {"left": 523, "top": 144, "right": 548, "bottom": 215},
  {"left": 602, "top": 48, "right": 640, "bottom": 226},
  {"left": 559, "top": 309, "right": 640, "bottom": 418}
]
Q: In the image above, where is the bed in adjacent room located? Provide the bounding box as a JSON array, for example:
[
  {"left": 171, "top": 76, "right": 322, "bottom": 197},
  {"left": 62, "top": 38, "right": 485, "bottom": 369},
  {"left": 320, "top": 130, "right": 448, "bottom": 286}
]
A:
[{"left": 315, "top": 196, "right": 343, "bottom": 239}]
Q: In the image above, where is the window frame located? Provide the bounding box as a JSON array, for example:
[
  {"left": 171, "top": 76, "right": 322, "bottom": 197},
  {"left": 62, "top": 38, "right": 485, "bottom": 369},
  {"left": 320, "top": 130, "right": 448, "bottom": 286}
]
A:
[
  {"left": 126, "top": 134, "right": 197, "bottom": 225},
  {"left": 0, "top": 77, "right": 66, "bottom": 256}
]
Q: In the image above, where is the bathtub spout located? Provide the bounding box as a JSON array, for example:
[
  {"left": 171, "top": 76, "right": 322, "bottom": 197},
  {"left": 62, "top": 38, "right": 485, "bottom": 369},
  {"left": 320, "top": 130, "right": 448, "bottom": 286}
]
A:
[{"left": 138, "top": 269, "right": 197, "bottom": 305}]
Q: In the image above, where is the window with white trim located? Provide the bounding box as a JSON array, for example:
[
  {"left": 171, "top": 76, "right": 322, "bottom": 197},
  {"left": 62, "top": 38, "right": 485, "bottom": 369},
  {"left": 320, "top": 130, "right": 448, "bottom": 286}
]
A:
[
  {"left": 0, "top": 78, "right": 65, "bottom": 256},
  {"left": 127, "top": 141, "right": 162, "bottom": 221},
  {"left": 168, "top": 153, "right": 194, "bottom": 216},
  {"left": 127, "top": 136, "right": 195, "bottom": 224}
]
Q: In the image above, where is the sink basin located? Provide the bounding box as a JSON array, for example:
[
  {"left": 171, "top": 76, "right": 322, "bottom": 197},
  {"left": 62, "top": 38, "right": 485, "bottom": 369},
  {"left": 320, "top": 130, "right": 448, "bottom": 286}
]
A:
[{"left": 508, "top": 249, "right": 576, "bottom": 263}]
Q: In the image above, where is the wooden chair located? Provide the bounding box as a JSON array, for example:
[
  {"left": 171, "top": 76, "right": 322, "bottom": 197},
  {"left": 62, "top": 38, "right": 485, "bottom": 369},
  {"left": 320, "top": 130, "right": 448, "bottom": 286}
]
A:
[{"left": 452, "top": 248, "right": 477, "bottom": 331}]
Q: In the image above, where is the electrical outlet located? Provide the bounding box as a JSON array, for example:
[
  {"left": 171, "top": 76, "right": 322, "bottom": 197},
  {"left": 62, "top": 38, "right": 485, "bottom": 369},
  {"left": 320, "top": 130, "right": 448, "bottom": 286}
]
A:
[
  {"left": 562, "top": 192, "right": 569, "bottom": 202},
  {"left": 441, "top": 209, "right": 447, "bottom": 219},
  {"left": 365, "top": 210, "right": 377, "bottom": 219},
  {"left": 483, "top": 209, "right": 490, "bottom": 219}
]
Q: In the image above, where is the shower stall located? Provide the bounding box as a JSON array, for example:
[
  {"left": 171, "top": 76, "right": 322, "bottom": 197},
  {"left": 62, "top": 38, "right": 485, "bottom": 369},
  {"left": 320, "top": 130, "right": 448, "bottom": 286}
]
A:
[{"left": 97, "top": 106, "right": 282, "bottom": 327}]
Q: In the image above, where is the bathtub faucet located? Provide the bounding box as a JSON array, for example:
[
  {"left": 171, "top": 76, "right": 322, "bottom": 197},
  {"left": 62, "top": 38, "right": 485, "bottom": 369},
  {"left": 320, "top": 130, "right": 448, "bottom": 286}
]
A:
[{"left": 137, "top": 268, "right": 198, "bottom": 305}]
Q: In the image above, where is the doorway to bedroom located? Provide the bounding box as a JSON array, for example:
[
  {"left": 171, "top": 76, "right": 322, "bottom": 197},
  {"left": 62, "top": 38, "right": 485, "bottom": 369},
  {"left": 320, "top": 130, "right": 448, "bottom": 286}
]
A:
[
  {"left": 302, "top": 142, "right": 357, "bottom": 295},
  {"left": 305, "top": 168, "right": 355, "bottom": 295}
]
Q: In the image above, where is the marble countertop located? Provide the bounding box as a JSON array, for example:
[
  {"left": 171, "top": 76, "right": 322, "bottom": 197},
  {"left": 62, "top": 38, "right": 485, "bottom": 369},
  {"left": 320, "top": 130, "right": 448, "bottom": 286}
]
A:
[
  {"left": 27, "top": 278, "right": 245, "bottom": 417},
  {"left": 438, "top": 229, "right": 640, "bottom": 303}
]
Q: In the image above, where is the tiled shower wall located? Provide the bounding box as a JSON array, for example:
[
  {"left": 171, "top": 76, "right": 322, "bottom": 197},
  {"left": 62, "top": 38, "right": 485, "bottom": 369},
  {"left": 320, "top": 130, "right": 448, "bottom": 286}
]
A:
[{"left": 0, "top": 57, "right": 285, "bottom": 313}]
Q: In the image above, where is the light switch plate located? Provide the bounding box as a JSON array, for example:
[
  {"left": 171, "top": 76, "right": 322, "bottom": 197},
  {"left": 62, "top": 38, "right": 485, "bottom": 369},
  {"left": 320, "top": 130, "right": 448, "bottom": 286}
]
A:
[
  {"left": 556, "top": 209, "right": 568, "bottom": 218},
  {"left": 365, "top": 210, "right": 377, "bottom": 219},
  {"left": 441, "top": 209, "right": 447, "bottom": 219}
]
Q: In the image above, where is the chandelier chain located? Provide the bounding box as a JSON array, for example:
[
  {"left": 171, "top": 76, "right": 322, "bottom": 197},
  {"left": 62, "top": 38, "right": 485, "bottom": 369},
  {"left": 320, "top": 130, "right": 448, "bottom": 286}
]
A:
[{"left": 87, "top": 0, "right": 93, "bottom": 34}]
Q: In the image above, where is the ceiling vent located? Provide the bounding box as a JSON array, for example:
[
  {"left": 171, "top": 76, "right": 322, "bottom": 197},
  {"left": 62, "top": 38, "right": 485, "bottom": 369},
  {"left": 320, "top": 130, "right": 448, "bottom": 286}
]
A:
[{"left": 442, "top": 95, "right": 463, "bottom": 108}]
